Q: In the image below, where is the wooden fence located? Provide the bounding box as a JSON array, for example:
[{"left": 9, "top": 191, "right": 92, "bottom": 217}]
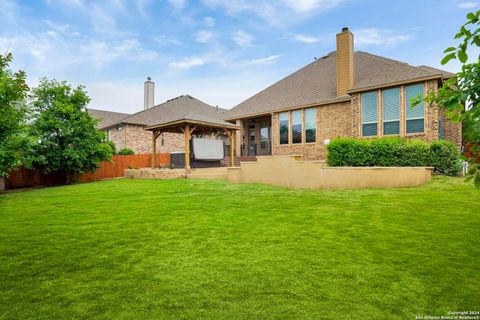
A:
[
  {"left": 465, "top": 144, "right": 479, "bottom": 163},
  {"left": 78, "top": 153, "right": 170, "bottom": 182},
  {"left": 5, "top": 153, "right": 170, "bottom": 189},
  {"left": 5, "top": 167, "right": 67, "bottom": 189}
]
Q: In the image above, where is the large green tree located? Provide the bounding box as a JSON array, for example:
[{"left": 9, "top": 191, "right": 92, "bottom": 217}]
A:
[
  {"left": 418, "top": 10, "right": 480, "bottom": 187},
  {"left": 29, "top": 79, "right": 112, "bottom": 183},
  {"left": 0, "top": 53, "right": 30, "bottom": 177}
]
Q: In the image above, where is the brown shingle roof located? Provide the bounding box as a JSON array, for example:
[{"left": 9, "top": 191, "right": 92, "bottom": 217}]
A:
[
  {"left": 145, "top": 112, "right": 240, "bottom": 131},
  {"left": 224, "top": 51, "right": 449, "bottom": 120},
  {"left": 87, "top": 109, "right": 131, "bottom": 130},
  {"left": 416, "top": 65, "right": 456, "bottom": 79},
  {"left": 122, "top": 95, "right": 227, "bottom": 127}
]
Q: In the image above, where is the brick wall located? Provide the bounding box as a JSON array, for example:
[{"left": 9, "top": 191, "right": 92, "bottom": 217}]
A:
[
  {"left": 107, "top": 124, "right": 185, "bottom": 154},
  {"left": 441, "top": 111, "right": 462, "bottom": 148},
  {"left": 352, "top": 79, "right": 460, "bottom": 148},
  {"left": 125, "top": 124, "right": 185, "bottom": 154},
  {"left": 108, "top": 126, "right": 126, "bottom": 150},
  {"left": 264, "top": 80, "right": 461, "bottom": 160},
  {"left": 271, "top": 100, "right": 353, "bottom": 160}
]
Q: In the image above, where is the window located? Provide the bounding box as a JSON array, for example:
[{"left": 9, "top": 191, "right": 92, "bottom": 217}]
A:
[
  {"left": 305, "top": 108, "right": 316, "bottom": 143},
  {"left": 260, "top": 123, "right": 269, "bottom": 149},
  {"left": 405, "top": 83, "right": 425, "bottom": 134},
  {"left": 382, "top": 88, "right": 400, "bottom": 135},
  {"left": 361, "top": 91, "right": 378, "bottom": 136},
  {"left": 291, "top": 110, "right": 302, "bottom": 144},
  {"left": 279, "top": 112, "right": 289, "bottom": 144}
]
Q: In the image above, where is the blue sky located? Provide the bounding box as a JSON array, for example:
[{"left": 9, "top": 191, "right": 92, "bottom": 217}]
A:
[{"left": 0, "top": 0, "right": 478, "bottom": 113}]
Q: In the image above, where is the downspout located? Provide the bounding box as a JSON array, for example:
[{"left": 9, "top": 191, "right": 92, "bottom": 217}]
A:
[
  {"left": 124, "top": 125, "right": 127, "bottom": 149},
  {"left": 438, "top": 116, "right": 443, "bottom": 140}
]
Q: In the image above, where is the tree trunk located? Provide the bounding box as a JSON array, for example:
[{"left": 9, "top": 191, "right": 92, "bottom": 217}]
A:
[
  {"left": 0, "top": 176, "right": 5, "bottom": 191},
  {"left": 65, "top": 172, "right": 71, "bottom": 185}
]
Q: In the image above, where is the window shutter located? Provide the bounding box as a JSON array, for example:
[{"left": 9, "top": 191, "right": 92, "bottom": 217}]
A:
[
  {"left": 406, "top": 84, "right": 424, "bottom": 119},
  {"left": 382, "top": 88, "right": 400, "bottom": 135},
  {"left": 361, "top": 91, "right": 378, "bottom": 136},
  {"left": 405, "top": 83, "right": 425, "bottom": 133}
]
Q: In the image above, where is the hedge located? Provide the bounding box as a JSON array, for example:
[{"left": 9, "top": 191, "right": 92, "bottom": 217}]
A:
[
  {"left": 326, "top": 137, "right": 462, "bottom": 176},
  {"left": 118, "top": 148, "right": 135, "bottom": 155}
]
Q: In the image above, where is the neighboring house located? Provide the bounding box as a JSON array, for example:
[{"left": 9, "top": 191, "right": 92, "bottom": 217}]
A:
[
  {"left": 224, "top": 28, "right": 461, "bottom": 160},
  {"left": 89, "top": 83, "right": 227, "bottom": 154}
]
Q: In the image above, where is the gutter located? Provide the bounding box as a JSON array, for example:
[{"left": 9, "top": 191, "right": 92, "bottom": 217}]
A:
[
  {"left": 347, "top": 75, "right": 443, "bottom": 94},
  {"left": 223, "top": 96, "right": 352, "bottom": 121}
]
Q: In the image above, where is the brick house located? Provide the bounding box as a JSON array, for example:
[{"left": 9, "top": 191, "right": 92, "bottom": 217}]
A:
[
  {"left": 89, "top": 92, "right": 227, "bottom": 154},
  {"left": 224, "top": 28, "right": 462, "bottom": 160}
]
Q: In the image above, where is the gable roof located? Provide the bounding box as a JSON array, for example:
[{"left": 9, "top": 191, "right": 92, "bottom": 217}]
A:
[
  {"left": 145, "top": 111, "right": 240, "bottom": 131},
  {"left": 224, "top": 51, "right": 454, "bottom": 120},
  {"left": 416, "top": 65, "right": 456, "bottom": 79},
  {"left": 87, "top": 109, "right": 131, "bottom": 130},
  {"left": 121, "top": 95, "right": 227, "bottom": 127}
]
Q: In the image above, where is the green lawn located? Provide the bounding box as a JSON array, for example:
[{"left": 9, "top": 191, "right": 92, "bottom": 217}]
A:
[{"left": 0, "top": 177, "right": 478, "bottom": 319}]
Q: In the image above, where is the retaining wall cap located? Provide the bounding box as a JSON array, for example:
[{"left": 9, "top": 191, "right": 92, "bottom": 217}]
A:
[{"left": 323, "top": 166, "right": 432, "bottom": 170}]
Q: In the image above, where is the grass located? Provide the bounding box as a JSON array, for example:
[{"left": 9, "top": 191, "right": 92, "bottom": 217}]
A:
[{"left": 0, "top": 177, "right": 478, "bottom": 319}]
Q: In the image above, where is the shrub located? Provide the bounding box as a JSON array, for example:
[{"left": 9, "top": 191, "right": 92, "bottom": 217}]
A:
[
  {"left": 107, "top": 140, "right": 117, "bottom": 155},
  {"left": 429, "top": 141, "right": 462, "bottom": 175},
  {"left": 118, "top": 148, "right": 134, "bottom": 155},
  {"left": 327, "top": 137, "right": 461, "bottom": 176}
]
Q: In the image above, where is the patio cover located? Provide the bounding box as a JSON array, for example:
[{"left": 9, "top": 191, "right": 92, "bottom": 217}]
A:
[{"left": 145, "top": 112, "right": 240, "bottom": 170}]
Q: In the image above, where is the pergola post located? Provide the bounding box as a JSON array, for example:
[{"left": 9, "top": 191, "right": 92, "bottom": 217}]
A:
[
  {"left": 229, "top": 129, "right": 235, "bottom": 167},
  {"left": 184, "top": 123, "right": 191, "bottom": 171},
  {"left": 152, "top": 130, "right": 157, "bottom": 168}
]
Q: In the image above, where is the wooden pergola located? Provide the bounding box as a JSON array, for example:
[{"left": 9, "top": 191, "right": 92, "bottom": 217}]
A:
[{"left": 145, "top": 118, "right": 240, "bottom": 170}]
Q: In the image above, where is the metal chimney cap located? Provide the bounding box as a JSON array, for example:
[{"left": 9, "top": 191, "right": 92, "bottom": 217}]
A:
[
  {"left": 147, "top": 76, "right": 151, "bottom": 81},
  {"left": 342, "top": 27, "right": 349, "bottom": 32}
]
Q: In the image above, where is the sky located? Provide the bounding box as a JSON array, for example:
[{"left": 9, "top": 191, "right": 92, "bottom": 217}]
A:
[{"left": 0, "top": 0, "right": 478, "bottom": 113}]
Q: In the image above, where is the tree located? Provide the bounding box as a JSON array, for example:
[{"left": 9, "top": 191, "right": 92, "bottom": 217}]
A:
[
  {"left": 0, "top": 53, "right": 30, "bottom": 177},
  {"left": 29, "top": 79, "right": 113, "bottom": 183},
  {"left": 416, "top": 10, "right": 480, "bottom": 187}
]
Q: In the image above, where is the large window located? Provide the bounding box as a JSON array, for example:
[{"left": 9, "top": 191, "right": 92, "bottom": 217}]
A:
[
  {"left": 279, "top": 112, "right": 289, "bottom": 144},
  {"left": 405, "top": 83, "right": 425, "bottom": 134},
  {"left": 382, "top": 88, "right": 400, "bottom": 135},
  {"left": 305, "top": 108, "right": 316, "bottom": 143},
  {"left": 361, "top": 91, "right": 378, "bottom": 136},
  {"left": 291, "top": 110, "right": 302, "bottom": 144}
]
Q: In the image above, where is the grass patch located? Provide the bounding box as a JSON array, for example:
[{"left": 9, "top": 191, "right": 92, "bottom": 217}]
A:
[{"left": 0, "top": 177, "right": 478, "bottom": 319}]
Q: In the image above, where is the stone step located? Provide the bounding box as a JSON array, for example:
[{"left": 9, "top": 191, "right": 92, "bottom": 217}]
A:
[
  {"left": 187, "top": 172, "right": 228, "bottom": 180},
  {"left": 190, "top": 167, "right": 229, "bottom": 174}
]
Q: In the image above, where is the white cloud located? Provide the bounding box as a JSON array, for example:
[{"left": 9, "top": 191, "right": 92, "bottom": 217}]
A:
[
  {"left": 168, "top": 0, "right": 185, "bottom": 9},
  {"left": 87, "top": 69, "right": 285, "bottom": 112},
  {"left": 458, "top": 1, "right": 478, "bottom": 8},
  {"left": 202, "top": 0, "right": 346, "bottom": 25},
  {"left": 136, "top": 0, "right": 151, "bottom": 17},
  {"left": 0, "top": 31, "right": 159, "bottom": 76},
  {"left": 0, "top": 0, "right": 18, "bottom": 23},
  {"left": 233, "top": 30, "right": 253, "bottom": 46},
  {"left": 168, "top": 57, "right": 205, "bottom": 68},
  {"left": 204, "top": 16, "right": 216, "bottom": 27},
  {"left": 195, "top": 30, "right": 213, "bottom": 43},
  {"left": 42, "top": 20, "right": 70, "bottom": 33},
  {"left": 292, "top": 34, "right": 319, "bottom": 44},
  {"left": 153, "top": 35, "right": 181, "bottom": 46},
  {"left": 83, "top": 38, "right": 159, "bottom": 66},
  {"left": 354, "top": 28, "right": 411, "bottom": 47},
  {"left": 281, "top": 0, "right": 345, "bottom": 12},
  {"left": 247, "top": 55, "right": 281, "bottom": 64}
]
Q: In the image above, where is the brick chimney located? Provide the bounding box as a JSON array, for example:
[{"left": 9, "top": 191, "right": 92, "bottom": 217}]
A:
[
  {"left": 144, "top": 77, "right": 154, "bottom": 110},
  {"left": 336, "top": 27, "right": 354, "bottom": 96}
]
